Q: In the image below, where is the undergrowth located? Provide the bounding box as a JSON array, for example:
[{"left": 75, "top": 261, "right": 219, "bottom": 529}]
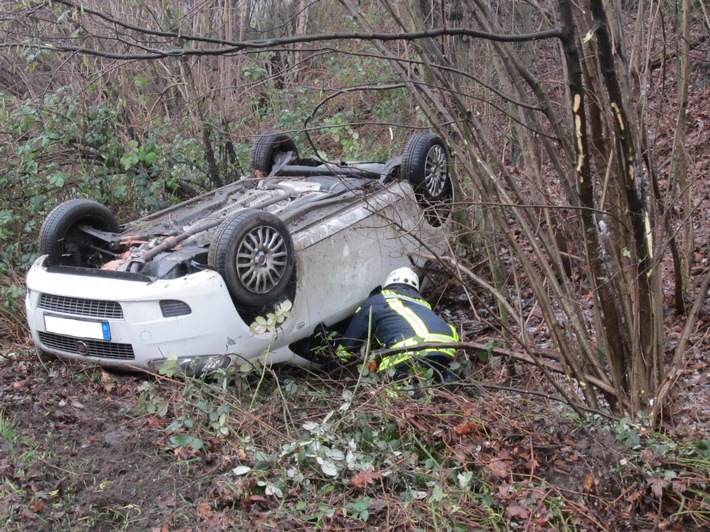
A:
[
  {"left": 1, "top": 349, "right": 708, "bottom": 530},
  {"left": 123, "top": 355, "right": 709, "bottom": 530}
]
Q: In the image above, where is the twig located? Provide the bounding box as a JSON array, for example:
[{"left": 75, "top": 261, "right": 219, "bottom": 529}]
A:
[{"left": 457, "top": 382, "right": 620, "bottom": 421}]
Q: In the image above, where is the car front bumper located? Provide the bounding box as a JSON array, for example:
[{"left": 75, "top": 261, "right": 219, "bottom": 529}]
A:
[{"left": 25, "top": 256, "right": 305, "bottom": 371}]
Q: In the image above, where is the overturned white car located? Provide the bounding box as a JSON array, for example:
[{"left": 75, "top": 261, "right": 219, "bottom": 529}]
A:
[{"left": 25, "top": 132, "right": 453, "bottom": 374}]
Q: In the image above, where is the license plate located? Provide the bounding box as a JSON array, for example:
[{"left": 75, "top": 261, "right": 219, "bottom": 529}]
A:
[{"left": 44, "top": 315, "right": 111, "bottom": 341}]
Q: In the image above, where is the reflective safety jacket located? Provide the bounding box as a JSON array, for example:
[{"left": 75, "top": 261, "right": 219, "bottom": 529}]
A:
[{"left": 336, "top": 285, "right": 458, "bottom": 372}]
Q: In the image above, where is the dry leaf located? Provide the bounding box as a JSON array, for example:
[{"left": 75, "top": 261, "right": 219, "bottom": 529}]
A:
[
  {"left": 627, "top": 489, "right": 644, "bottom": 502},
  {"left": 497, "top": 483, "right": 516, "bottom": 497},
  {"left": 484, "top": 454, "right": 511, "bottom": 479},
  {"left": 534, "top": 510, "right": 553, "bottom": 525},
  {"left": 506, "top": 504, "right": 529, "bottom": 519},
  {"left": 453, "top": 421, "right": 475, "bottom": 436},
  {"left": 649, "top": 478, "right": 669, "bottom": 499},
  {"left": 196, "top": 501, "right": 212, "bottom": 519},
  {"left": 243, "top": 495, "right": 268, "bottom": 505},
  {"left": 640, "top": 449, "right": 654, "bottom": 462},
  {"left": 350, "top": 469, "right": 381, "bottom": 488},
  {"left": 582, "top": 472, "right": 596, "bottom": 492}
]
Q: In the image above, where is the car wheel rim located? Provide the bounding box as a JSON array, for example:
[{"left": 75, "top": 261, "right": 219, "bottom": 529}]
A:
[
  {"left": 424, "top": 144, "right": 448, "bottom": 197},
  {"left": 236, "top": 225, "right": 289, "bottom": 294}
]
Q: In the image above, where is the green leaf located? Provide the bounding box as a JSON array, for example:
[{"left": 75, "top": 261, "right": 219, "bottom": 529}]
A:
[
  {"left": 429, "top": 484, "right": 446, "bottom": 502},
  {"left": 170, "top": 435, "right": 192, "bottom": 447},
  {"left": 458, "top": 471, "right": 474, "bottom": 489},
  {"left": 133, "top": 75, "right": 150, "bottom": 88},
  {"left": 317, "top": 457, "right": 338, "bottom": 477}
]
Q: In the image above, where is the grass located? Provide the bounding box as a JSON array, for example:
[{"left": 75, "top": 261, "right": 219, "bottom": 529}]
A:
[{"left": 0, "top": 411, "right": 19, "bottom": 441}]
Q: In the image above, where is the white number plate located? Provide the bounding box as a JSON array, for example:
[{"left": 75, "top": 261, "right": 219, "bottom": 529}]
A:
[{"left": 44, "top": 315, "right": 111, "bottom": 341}]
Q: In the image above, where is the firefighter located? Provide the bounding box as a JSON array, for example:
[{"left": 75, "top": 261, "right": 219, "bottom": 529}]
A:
[{"left": 336, "top": 267, "right": 459, "bottom": 384}]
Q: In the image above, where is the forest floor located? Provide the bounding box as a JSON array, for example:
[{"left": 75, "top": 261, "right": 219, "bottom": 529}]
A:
[
  {"left": 0, "top": 263, "right": 708, "bottom": 531},
  {"left": 2, "top": 48, "right": 710, "bottom": 532}
]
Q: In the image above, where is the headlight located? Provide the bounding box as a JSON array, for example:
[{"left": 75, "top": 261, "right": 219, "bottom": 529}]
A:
[
  {"left": 178, "top": 355, "right": 232, "bottom": 377},
  {"left": 152, "top": 355, "right": 232, "bottom": 377}
]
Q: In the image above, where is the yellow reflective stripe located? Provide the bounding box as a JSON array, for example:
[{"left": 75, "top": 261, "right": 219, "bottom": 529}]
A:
[
  {"left": 379, "top": 348, "right": 457, "bottom": 371},
  {"left": 379, "top": 345, "right": 457, "bottom": 371},
  {"left": 385, "top": 296, "right": 429, "bottom": 338},
  {"left": 390, "top": 334, "right": 458, "bottom": 348},
  {"left": 390, "top": 337, "right": 420, "bottom": 349},
  {"left": 379, "top": 356, "right": 408, "bottom": 371},
  {"left": 382, "top": 290, "right": 432, "bottom": 310}
]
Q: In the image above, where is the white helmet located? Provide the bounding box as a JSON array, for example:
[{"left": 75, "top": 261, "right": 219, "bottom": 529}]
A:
[{"left": 384, "top": 267, "right": 419, "bottom": 291}]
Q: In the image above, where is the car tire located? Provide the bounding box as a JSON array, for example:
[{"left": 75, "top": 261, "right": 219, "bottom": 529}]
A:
[
  {"left": 208, "top": 209, "right": 295, "bottom": 308},
  {"left": 401, "top": 133, "right": 453, "bottom": 226},
  {"left": 249, "top": 132, "right": 299, "bottom": 175},
  {"left": 401, "top": 133, "right": 452, "bottom": 201},
  {"left": 39, "top": 199, "right": 120, "bottom": 267}
]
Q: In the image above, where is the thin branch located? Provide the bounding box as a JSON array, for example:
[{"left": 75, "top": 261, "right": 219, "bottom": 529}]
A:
[{"left": 8, "top": 1, "right": 564, "bottom": 61}]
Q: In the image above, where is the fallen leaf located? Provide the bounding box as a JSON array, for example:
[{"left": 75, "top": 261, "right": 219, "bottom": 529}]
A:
[
  {"left": 534, "top": 510, "right": 553, "bottom": 525},
  {"left": 156, "top": 495, "right": 176, "bottom": 510},
  {"left": 243, "top": 495, "right": 268, "bottom": 505},
  {"left": 506, "top": 504, "right": 529, "bottom": 519},
  {"left": 582, "top": 472, "right": 596, "bottom": 492},
  {"left": 196, "top": 501, "right": 212, "bottom": 519},
  {"left": 497, "top": 483, "right": 517, "bottom": 497},
  {"left": 649, "top": 477, "right": 669, "bottom": 499},
  {"left": 640, "top": 449, "right": 654, "bottom": 462},
  {"left": 484, "top": 454, "right": 511, "bottom": 479},
  {"left": 349, "top": 469, "right": 382, "bottom": 488},
  {"left": 453, "top": 421, "right": 475, "bottom": 436}
]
